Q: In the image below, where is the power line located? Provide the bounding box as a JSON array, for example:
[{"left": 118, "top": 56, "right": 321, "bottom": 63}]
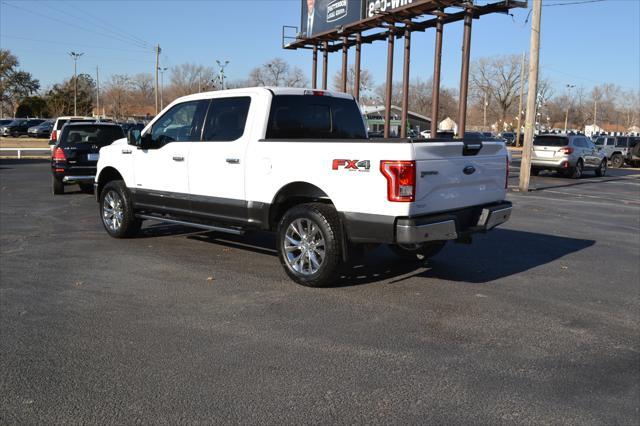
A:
[
  {"left": 37, "top": 1, "right": 150, "bottom": 49},
  {"left": 58, "top": 0, "right": 152, "bottom": 49},
  {"left": 0, "top": 34, "right": 150, "bottom": 54},
  {"left": 0, "top": 1, "right": 151, "bottom": 51},
  {"left": 543, "top": 0, "right": 609, "bottom": 7}
]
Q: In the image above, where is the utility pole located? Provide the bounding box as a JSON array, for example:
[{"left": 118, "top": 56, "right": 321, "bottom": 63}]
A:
[
  {"left": 564, "top": 83, "right": 575, "bottom": 133},
  {"left": 519, "top": 0, "right": 542, "bottom": 193},
  {"left": 69, "top": 51, "right": 84, "bottom": 116},
  {"left": 216, "top": 60, "right": 229, "bottom": 90},
  {"left": 159, "top": 67, "right": 168, "bottom": 110},
  {"left": 515, "top": 52, "right": 525, "bottom": 148},
  {"left": 96, "top": 65, "right": 100, "bottom": 118},
  {"left": 155, "top": 44, "right": 161, "bottom": 115}
]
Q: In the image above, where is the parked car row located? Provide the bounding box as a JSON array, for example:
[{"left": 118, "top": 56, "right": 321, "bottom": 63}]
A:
[
  {"left": 0, "top": 117, "right": 146, "bottom": 140},
  {"left": 0, "top": 118, "right": 46, "bottom": 137}
]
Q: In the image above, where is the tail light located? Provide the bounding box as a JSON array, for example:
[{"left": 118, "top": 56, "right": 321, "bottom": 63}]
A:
[
  {"left": 52, "top": 147, "right": 66, "bottom": 161},
  {"left": 558, "top": 146, "right": 573, "bottom": 155},
  {"left": 51, "top": 130, "right": 57, "bottom": 142},
  {"left": 505, "top": 155, "right": 509, "bottom": 189},
  {"left": 380, "top": 160, "right": 415, "bottom": 202}
]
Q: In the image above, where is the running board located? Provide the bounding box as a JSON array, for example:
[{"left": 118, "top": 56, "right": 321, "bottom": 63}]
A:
[{"left": 135, "top": 214, "right": 245, "bottom": 235}]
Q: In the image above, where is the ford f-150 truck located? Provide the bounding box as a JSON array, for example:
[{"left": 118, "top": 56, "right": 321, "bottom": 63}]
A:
[{"left": 95, "top": 87, "right": 512, "bottom": 287}]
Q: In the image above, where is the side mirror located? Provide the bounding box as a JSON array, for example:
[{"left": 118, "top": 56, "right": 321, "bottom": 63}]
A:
[{"left": 127, "top": 129, "right": 141, "bottom": 146}]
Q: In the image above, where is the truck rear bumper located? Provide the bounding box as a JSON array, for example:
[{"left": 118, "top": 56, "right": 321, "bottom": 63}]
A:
[
  {"left": 342, "top": 201, "right": 512, "bottom": 245},
  {"left": 395, "top": 202, "right": 512, "bottom": 244}
]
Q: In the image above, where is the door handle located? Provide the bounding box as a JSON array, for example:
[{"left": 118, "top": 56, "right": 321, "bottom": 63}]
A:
[
  {"left": 121, "top": 149, "right": 132, "bottom": 154},
  {"left": 226, "top": 158, "right": 240, "bottom": 164},
  {"left": 172, "top": 156, "right": 184, "bottom": 162}
]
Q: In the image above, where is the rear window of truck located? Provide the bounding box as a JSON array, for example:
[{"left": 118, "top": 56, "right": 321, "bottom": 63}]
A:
[
  {"left": 265, "top": 95, "right": 366, "bottom": 140},
  {"left": 60, "top": 125, "right": 124, "bottom": 147},
  {"left": 533, "top": 136, "right": 568, "bottom": 147}
]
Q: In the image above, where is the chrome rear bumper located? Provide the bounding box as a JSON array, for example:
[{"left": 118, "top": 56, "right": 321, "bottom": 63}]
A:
[{"left": 62, "top": 175, "right": 95, "bottom": 184}]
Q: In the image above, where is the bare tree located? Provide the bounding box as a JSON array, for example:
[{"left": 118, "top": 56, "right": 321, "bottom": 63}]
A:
[
  {"left": 102, "top": 74, "right": 132, "bottom": 120},
  {"left": 470, "top": 55, "right": 527, "bottom": 128},
  {"left": 167, "top": 63, "right": 216, "bottom": 100},
  {"left": 248, "top": 58, "right": 307, "bottom": 87},
  {"left": 331, "top": 66, "right": 374, "bottom": 96},
  {"left": 130, "top": 73, "right": 154, "bottom": 111}
]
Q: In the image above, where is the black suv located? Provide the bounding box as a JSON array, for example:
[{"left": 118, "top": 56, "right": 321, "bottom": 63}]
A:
[
  {"left": 0, "top": 118, "right": 45, "bottom": 137},
  {"left": 51, "top": 123, "right": 124, "bottom": 194}
]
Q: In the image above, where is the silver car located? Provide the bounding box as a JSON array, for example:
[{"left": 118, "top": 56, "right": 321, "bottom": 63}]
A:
[{"left": 531, "top": 134, "right": 607, "bottom": 179}]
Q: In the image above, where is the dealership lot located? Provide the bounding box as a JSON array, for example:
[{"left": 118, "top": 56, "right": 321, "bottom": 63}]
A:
[{"left": 1, "top": 160, "right": 639, "bottom": 424}]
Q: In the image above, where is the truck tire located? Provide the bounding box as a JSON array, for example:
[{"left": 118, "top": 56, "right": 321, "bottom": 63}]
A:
[
  {"left": 52, "top": 176, "right": 64, "bottom": 195},
  {"left": 99, "top": 180, "right": 141, "bottom": 238},
  {"left": 595, "top": 159, "right": 607, "bottom": 177},
  {"left": 610, "top": 154, "right": 623, "bottom": 168},
  {"left": 389, "top": 241, "right": 446, "bottom": 261},
  {"left": 277, "top": 203, "right": 343, "bottom": 287}
]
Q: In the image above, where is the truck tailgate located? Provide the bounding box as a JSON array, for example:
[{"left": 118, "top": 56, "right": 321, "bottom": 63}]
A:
[{"left": 411, "top": 141, "right": 507, "bottom": 215}]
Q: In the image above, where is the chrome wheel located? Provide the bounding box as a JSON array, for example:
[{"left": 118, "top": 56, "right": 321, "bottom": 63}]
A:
[
  {"left": 283, "top": 218, "right": 326, "bottom": 275},
  {"left": 102, "top": 190, "right": 124, "bottom": 232}
]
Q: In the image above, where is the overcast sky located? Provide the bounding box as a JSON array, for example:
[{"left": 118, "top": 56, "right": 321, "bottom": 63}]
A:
[{"left": 1, "top": 0, "right": 639, "bottom": 94}]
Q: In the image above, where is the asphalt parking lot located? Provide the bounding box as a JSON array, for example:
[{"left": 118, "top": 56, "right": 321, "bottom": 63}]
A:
[{"left": 1, "top": 159, "right": 639, "bottom": 424}]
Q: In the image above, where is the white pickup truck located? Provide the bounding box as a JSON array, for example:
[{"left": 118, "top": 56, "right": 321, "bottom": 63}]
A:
[{"left": 95, "top": 87, "right": 511, "bottom": 287}]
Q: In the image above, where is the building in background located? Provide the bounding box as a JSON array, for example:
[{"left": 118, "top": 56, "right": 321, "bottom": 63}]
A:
[{"left": 362, "top": 105, "right": 430, "bottom": 137}]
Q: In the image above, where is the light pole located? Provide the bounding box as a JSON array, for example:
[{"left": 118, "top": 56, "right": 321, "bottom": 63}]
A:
[
  {"left": 216, "top": 60, "right": 229, "bottom": 90},
  {"left": 564, "top": 84, "right": 575, "bottom": 133},
  {"left": 69, "top": 51, "right": 84, "bottom": 115},
  {"left": 158, "top": 67, "right": 168, "bottom": 110}
]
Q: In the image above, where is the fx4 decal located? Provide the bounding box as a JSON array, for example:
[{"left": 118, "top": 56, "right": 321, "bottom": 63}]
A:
[{"left": 332, "top": 159, "right": 371, "bottom": 172}]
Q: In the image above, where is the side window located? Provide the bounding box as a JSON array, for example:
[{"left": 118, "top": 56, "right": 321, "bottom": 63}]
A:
[
  {"left": 595, "top": 137, "right": 604, "bottom": 146},
  {"left": 149, "top": 100, "right": 207, "bottom": 147},
  {"left": 202, "top": 97, "right": 251, "bottom": 142},
  {"left": 615, "top": 137, "right": 628, "bottom": 147}
]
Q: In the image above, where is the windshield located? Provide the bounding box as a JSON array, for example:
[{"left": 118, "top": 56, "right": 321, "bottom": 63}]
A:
[
  {"left": 59, "top": 125, "right": 124, "bottom": 147},
  {"left": 534, "top": 136, "right": 569, "bottom": 147},
  {"left": 266, "top": 95, "right": 367, "bottom": 140}
]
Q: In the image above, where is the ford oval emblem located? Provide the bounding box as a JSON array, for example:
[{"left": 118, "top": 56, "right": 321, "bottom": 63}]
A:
[{"left": 463, "top": 166, "right": 476, "bottom": 175}]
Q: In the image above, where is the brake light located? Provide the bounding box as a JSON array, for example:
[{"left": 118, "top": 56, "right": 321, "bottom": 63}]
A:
[
  {"left": 558, "top": 146, "right": 573, "bottom": 155},
  {"left": 380, "top": 160, "right": 415, "bottom": 202},
  {"left": 304, "top": 90, "right": 328, "bottom": 97},
  {"left": 52, "top": 147, "right": 66, "bottom": 162},
  {"left": 51, "top": 130, "right": 57, "bottom": 142}
]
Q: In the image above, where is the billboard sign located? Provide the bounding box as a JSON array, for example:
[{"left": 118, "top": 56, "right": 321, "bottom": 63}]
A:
[
  {"left": 301, "top": 0, "right": 364, "bottom": 37},
  {"left": 364, "top": 0, "right": 416, "bottom": 19}
]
